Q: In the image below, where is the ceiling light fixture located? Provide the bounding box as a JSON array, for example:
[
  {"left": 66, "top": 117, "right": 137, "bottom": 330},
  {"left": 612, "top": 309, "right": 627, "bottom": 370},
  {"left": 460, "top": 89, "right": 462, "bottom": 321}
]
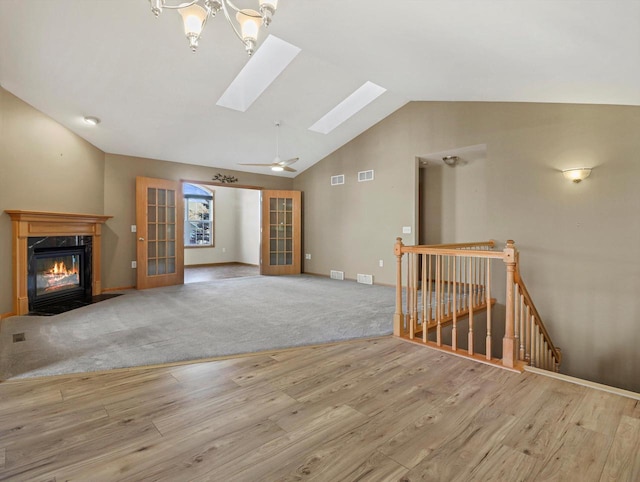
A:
[
  {"left": 84, "top": 116, "right": 101, "bottom": 126},
  {"left": 442, "top": 155, "right": 459, "bottom": 167},
  {"left": 562, "top": 167, "right": 592, "bottom": 183},
  {"left": 149, "top": 0, "right": 278, "bottom": 55}
]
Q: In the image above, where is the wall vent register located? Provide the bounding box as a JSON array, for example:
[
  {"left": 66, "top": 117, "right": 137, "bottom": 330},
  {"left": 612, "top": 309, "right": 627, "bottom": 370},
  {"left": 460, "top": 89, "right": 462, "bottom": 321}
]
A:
[
  {"left": 357, "top": 273, "right": 373, "bottom": 285},
  {"left": 330, "top": 270, "right": 345, "bottom": 280},
  {"left": 358, "top": 170, "right": 374, "bottom": 182},
  {"left": 330, "top": 175, "right": 345, "bottom": 186}
]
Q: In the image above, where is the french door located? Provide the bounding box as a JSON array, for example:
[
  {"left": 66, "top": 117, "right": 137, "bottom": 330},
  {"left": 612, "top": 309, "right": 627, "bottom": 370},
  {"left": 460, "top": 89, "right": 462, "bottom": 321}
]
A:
[
  {"left": 135, "top": 176, "right": 184, "bottom": 289},
  {"left": 261, "top": 190, "right": 301, "bottom": 275}
]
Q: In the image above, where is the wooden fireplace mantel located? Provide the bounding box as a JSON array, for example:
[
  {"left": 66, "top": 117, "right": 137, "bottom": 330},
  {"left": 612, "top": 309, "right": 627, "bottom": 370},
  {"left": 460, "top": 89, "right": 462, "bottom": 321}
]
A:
[{"left": 5, "top": 210, "right": 112, "bottom": 315}]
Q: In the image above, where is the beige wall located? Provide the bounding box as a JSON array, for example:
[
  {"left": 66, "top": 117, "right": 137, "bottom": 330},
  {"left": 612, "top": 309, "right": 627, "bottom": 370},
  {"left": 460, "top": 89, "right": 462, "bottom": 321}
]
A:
[
  {"left": 0, "top": 88, "right": 105, "bottom": 315},
  {"left": 103, "top": 154, "right": 291, "bottom": 289},
  {"left": 294, "top": 101, "right": 640, "bottom": 392}
]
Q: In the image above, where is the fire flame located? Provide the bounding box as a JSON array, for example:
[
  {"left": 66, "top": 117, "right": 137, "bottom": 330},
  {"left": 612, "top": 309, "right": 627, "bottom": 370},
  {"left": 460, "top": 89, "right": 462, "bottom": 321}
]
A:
[{"left": 48, "top": 261, "right": 77, "bottom": 276}]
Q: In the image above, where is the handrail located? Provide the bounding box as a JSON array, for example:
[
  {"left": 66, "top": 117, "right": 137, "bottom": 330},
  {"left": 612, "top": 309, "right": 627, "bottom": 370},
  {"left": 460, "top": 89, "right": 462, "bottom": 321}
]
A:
[
  {"left": 414, "top": 240, "right": 496, "bottom": 250},
  {"left": 513, "top": 253, "right": 562, "bottom": 367},
  {"left": 394, "top": 238, "right": 561, "bottom": 372}
]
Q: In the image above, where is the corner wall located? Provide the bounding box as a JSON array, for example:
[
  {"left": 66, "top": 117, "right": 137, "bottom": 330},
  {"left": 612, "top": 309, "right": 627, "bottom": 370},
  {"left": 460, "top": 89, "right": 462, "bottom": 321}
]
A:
[
  {"left": 294, "top": 101, "right": 640, "bottom": 392},
  {"left": 0, "top": 88, "right": 105, "bottom": 315}
]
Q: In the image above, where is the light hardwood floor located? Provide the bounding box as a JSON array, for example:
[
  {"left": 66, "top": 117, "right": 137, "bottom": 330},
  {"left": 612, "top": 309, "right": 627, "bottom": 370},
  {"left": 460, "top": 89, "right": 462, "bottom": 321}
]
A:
[{"left": 0, "top": 336, "right": 638, "bottom": 481}]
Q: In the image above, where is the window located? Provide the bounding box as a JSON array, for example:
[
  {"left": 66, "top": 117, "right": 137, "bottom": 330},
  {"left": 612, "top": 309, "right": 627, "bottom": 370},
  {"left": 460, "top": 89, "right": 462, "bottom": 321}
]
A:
[{"left": 184, "top": 183, "right": 214, "bottom": 247}]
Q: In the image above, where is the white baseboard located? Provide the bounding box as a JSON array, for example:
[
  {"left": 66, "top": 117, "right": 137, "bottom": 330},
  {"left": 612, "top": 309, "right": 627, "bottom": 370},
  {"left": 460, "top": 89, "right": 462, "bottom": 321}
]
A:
[{"left": 525, "top": 366, "right": 640, "bottom": 400}]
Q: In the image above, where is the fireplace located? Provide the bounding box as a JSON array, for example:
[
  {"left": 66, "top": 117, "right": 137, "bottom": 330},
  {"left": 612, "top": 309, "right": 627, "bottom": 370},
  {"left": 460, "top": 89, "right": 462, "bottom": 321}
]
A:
[
  {"left": 28, "top": 238, "right": 92, "bottom": 310},
  {"left": 6, "top": 210, "right": 112, "bottom": 316}
]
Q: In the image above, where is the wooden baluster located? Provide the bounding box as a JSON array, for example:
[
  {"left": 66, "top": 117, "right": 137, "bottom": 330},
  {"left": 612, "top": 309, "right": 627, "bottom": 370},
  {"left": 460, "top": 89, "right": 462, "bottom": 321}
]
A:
[
  {"left": 538, "top": 331, "right": 543, "bottom": 370},
  {"left": 436, "top": 255, "right": 442, "bottom": 346},
  {"left": 452, "top": 256, "right": 458, "bottom": 351},
  {"left": 413, "top": 253, "right": 419, "bottom": 337},
  {"left": 530, "top": 313, "right": 536, "bottom": 367},
  {"left": 519, "top": 291, "right": 526, "bottom": 361},
  {"left": 468, "top": 256, "right": 474, "bottom": 355},
  {"left": 422, "top": 253, "right": 427, "bottom": 343},
  {"left": 409, "top": 254, "right": 415, "bottom": 339},
  {"left": 447, "top": 256, "right": 452, "bottom": 317},
  {"left": 407, "top": 251, "right": 412, "bottom": 339},
  {"left": 427, "top": 254, "right": 433, "bottom": 324},
  {"left": 544, "top": 341, "right": 549, "bottom": 370},
  {"left": 502, "top": 240, "right": 517, "bottom": 368},
  {"left": 523, "top": 306, "right": 533, "bottom": 366},
  {"left": 485, "top": 258, "right": 492, "bottom": 360},
  {"left": 393, "top": 238, "right": 404, "bottom": 336},
  {"left": 514, "top": 281, "right": 520, "bottom": 361}
]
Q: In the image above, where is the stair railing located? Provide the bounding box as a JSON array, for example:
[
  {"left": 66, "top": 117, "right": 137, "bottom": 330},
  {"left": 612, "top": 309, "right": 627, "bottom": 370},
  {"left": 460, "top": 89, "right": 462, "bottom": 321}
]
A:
[
  {"left": 512, "top": 251, "right": 562, "bottom": 371},
  {"left": 394, "top": 238, "right": 560, "bottom": 371}
]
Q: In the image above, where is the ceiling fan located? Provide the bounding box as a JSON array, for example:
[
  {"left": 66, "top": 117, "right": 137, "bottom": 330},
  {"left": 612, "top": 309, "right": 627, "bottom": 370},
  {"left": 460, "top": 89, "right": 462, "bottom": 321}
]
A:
[{"left": 239, "top": 122, "right": 299, "bottom": 172}]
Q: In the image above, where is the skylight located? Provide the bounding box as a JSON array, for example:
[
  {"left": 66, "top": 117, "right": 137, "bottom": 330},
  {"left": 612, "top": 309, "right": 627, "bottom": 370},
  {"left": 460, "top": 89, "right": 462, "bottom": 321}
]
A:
[
  {"left": 216, "top": 35, "right": 301, "bottom": 112},
  {"left": 308, "top": 81, "right": 387, "bottom": 135}
]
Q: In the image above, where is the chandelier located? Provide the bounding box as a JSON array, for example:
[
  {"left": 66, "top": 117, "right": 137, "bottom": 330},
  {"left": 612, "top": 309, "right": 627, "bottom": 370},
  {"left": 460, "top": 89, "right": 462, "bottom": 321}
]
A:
[{"left": 149, "top": 0, "right": 278, "bottom": 55}]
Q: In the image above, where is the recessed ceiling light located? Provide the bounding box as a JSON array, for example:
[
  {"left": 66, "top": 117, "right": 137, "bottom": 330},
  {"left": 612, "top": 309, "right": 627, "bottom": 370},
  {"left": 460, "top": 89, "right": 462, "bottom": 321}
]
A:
[
  {"left": 308, "top": 81, "right": 387, "bottom": 135},
  {"left": 84, "top": 116, "right": 100, "bottom": 126},
  {"left": 216, "top": 35, "right": 301, "bottom": 112}
]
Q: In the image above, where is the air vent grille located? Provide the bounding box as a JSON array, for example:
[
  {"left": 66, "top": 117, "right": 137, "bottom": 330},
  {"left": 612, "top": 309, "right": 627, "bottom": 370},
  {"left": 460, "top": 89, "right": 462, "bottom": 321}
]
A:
[
  {"left": 331, "top": 175, "right": 345, "bottom": 186},
  {"left": 330, "top": 270, "right": 345, "bottom": 280},
  {"left": 358, "top": 170, "right": 374, "bottom": 182},
  {"left": 357, "top": 273, "right": 373, "bottom": 285}
]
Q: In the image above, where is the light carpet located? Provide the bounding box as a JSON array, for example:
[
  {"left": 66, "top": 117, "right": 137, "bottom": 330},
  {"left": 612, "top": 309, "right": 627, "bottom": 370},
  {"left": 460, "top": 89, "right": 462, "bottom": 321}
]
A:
[{"left": 0, "top": 275, "right": 394, "bottom": 379}]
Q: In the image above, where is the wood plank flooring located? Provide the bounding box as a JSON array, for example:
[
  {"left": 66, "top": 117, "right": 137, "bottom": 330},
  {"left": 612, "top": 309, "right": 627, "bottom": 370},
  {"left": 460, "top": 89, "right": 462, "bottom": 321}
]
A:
[{"left": 0, "top": 336, "right": 638, "bottom": 481}]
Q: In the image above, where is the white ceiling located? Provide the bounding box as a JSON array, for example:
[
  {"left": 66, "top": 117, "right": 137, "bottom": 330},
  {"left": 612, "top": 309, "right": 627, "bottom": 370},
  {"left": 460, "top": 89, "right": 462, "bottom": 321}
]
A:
[{"left": 1, "top": 0, "right": 638, "bottom": 178}]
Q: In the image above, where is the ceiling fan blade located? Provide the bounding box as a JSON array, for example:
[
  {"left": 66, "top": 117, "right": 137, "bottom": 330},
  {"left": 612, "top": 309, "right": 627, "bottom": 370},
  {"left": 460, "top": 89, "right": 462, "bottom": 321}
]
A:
[
  {"left": 283, "top": 166, "right": 297, "bottom": 172},
  {"left": 280, "top": 157, "right": 299, "bottom": 166},
  {"left": 238, "top": 163, "right": 276, "bottom": 167}
]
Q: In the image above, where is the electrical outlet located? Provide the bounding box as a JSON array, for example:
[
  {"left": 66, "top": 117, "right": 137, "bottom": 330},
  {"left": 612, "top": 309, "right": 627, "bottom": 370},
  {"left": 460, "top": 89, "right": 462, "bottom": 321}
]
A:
[
  {"left": 379, "top": 259, "right": 383, "bottom": 267},
  {"left": 131, "top": 261, "right": 137, "bottom": 268},
  {"left": 222, "top": 247, "right": 226, "bottom": 253},
  {"left": 305, "top": 253, "right": 311, "bottom": 260}
]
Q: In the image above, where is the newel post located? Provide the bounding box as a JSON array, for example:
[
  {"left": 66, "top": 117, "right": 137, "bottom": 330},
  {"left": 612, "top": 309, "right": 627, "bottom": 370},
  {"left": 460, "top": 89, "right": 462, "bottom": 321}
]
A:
[
  {"left": 393, "top": 237, "right": 405, "bottom": 336},
  {"left": 502, "top": 240, "right": 517, "bottom": 368}
]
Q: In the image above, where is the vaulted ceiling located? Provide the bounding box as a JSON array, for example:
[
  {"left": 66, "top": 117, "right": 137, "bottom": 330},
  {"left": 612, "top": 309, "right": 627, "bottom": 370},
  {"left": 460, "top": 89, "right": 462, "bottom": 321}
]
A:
[{"left": 1, "top": 0, "right": 638, "bottom": 177}]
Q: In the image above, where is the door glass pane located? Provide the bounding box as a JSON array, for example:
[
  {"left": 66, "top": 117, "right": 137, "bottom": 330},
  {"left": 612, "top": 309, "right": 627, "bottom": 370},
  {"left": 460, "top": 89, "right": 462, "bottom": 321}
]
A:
[
  {"left": 268, "top": 195, "right": 294, "bottom": 266},
  {"left": 148, "top": 241, "right": 156, "bottom": 259},
  {"left": 148, "top": 224, "right": 156, "bottom": 241},
  {"left": 146, "top": 185, "right": 178, "bottom": 278}
]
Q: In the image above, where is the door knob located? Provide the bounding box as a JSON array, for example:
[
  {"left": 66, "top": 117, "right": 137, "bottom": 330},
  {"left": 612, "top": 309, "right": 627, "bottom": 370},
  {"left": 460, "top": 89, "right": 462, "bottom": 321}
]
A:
[{"left": 138, "top": 237, "right": 145, "bottom": 241}]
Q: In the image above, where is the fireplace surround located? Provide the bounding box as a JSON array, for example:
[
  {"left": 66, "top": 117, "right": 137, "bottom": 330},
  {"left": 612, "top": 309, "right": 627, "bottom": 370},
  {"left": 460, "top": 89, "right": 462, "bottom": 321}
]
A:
[{"left": 6, "top": 211, "right": 112, "bottom": 315}]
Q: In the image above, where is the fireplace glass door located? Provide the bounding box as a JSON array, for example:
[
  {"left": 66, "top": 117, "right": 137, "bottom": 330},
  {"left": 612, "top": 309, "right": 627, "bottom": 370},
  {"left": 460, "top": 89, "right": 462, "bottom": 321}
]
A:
[{"left": 36, "top": 253, "right": 81, "bottom": 295}]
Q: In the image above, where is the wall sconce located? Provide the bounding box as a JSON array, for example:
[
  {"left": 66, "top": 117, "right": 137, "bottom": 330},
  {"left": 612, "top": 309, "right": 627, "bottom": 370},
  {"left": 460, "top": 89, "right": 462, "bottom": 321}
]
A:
[{"left": 562, "top": 167, "right": 592, "bottom": 183}]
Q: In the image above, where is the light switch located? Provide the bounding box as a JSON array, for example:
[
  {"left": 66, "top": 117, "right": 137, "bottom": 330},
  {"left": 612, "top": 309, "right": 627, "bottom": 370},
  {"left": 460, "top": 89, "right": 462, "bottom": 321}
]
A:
[{"left": 131, "top": 225, "right": 137, "bottom": 233}]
